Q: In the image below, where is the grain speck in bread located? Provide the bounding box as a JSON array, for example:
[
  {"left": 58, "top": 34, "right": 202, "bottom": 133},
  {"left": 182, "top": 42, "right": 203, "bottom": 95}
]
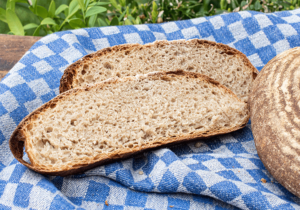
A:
[
  {"left": 250, "top": 47, "right": 300, "bottom": 197},
  {"left": 10, "top": 71, "right": 249, "bottom": 176},
  {"left": 60, "top": 39, "right": 258, "bottom": 102}
]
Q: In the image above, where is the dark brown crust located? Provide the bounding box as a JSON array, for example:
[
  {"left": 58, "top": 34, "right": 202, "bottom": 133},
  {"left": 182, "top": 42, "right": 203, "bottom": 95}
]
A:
[
  {"left": 249, "top": 47, "right": 300, "bottom": 198},
  {"left": 59, "top": 39, "right": 259, "bottom": 93},
  {"left": 11, "top": 70, "right": 249, "bottom": 176}
]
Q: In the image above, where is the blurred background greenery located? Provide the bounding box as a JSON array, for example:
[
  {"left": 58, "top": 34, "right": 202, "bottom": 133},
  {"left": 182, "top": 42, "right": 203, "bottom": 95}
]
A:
[{"left": 0, "top": 0, "right": 298, "bottom": 36}]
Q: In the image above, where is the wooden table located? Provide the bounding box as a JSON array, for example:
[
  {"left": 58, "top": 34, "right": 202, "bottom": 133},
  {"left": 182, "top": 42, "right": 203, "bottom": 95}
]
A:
[{"left": 0, "top": 34, "right": 41, "bottom": 81}]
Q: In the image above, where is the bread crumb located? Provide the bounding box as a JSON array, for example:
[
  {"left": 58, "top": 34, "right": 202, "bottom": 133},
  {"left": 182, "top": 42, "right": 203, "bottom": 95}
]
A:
[
  {"left": 261, "top": 178, "right": 267, "bottom": 183},
  {"left": 194, "top": 142, "right": 202, "bottom": 148},
  {"left": 105, "top": 200, "right": 109, "bottom": 206},
  {"left": 170, "top": 206, "right": 174, "bottom": 208},
  {"left": 24, "top": 70, "right": 250, "bottom": 172}
]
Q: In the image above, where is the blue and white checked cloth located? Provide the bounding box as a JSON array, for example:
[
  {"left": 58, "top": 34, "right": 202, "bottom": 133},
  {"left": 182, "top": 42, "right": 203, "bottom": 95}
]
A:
[{"left": 1, "top": 9, "right": 300, "bottom": 210}]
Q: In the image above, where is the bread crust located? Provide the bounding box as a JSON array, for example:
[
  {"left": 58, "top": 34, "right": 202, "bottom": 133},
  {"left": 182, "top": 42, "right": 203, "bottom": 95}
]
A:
[
  {"left": 59, "top": 39, "right": 258, "bottom": 94},
  {"left": 250, "top": 47, "right": 300, "bottom": 197},
  {"left": 10, "top": 70, "right": 249, "bottom": 176}
]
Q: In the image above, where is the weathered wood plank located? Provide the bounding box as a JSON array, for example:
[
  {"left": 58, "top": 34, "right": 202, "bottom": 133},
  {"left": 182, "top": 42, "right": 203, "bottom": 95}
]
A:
[
  {"left": 0, "top": 34, "right": 41, "bottom": 80},
  {"left": 0, "top": 71, "right": 9, "bottom": 81}
]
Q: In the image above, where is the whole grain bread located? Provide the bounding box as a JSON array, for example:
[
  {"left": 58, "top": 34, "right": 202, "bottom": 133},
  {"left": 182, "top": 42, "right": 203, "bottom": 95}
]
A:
[
  {"left": 250, "top": 47, "right": 300, "bottom": 197},
  {"left": 10, "top": 71, "right": 249, "bottom": 176},
  {"left": 60, "top": 39, "right": 258, "bottom": 102}
]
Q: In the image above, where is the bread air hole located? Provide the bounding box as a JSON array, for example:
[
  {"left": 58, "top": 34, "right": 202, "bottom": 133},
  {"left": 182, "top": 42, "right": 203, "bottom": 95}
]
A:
[
  {"left": 46, "top": 127, "right": 53, "bottom": 133},
  {"left": 36, "top": 140, "right": 44, "bottom": 148},
  {"left": 195, "top": 126, "right": 204, "bottom": 130},
  {"left": 70, "top": 119, "right": 77, "bottom": 126},
  {"left": 27, "top": 124, "right": 33, "bottom": 131},
  {"left": 79, "top": 78, "right": 84, "bottom": 84},
  {"left": 104, "top": 62, "right": 113, "bottom": 70},
  {"left": 187, "top": 66, "right": 194, "bottom": 71},
  {"left": 86, "top": 75, "right": 94, "bottom": 83},
  {"left": 182, "top": 129, "right": 189, "bottom": 133},
  {"left": 50, "top": 104, "right": 56, "bottom": 109},
  {"left": 82, "top": 64, "right": 89, "bottom": 75}
]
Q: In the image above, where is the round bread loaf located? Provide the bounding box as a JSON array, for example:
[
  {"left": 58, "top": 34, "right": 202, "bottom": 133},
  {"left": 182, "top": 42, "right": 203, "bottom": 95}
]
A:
[{"left": 250, "top": 47, "right": 300, "bottom": 197}]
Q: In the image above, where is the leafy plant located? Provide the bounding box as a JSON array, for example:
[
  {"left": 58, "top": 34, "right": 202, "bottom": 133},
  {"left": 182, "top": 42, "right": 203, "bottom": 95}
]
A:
[
  {"left": 100, "top": 0, "right": 217, "bottom": 27},
  {"left": 0, "top": 0, "right": 109, "bottom": 35},
  {"left": 218, "top": 0, "right": 298, "bottom": 13},
  {"left": 0, "top": 0, "right": 299, "bottom": 36}
]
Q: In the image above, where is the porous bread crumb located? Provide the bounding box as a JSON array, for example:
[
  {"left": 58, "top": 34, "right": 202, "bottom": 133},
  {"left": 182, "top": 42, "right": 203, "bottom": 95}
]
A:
[
  {"left": 139, "top": 171, "right": 144, "bottom": 175},
  {"left": 23, "top": 72, "right": 249, "bottom": 170},
  {"left": 64, "top": 39, "right": 257, "bottom": 102}
]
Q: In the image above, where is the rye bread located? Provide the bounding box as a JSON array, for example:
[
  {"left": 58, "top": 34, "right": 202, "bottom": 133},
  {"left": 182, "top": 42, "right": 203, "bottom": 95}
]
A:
[
  {"left": 10, "top": 71, "right": 249, "bottom": 176},
  {"left": 250, "top": 47, "right": 300, "bottom": 197},
  {"left": 60, "top": 39, "right": 258, "bottom": 102}
]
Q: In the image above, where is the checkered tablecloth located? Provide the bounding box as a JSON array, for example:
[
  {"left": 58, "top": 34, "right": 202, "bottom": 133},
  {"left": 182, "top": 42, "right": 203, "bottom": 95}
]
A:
[{"left": 1, "top": 9, "right": 300, "bottom": 210}]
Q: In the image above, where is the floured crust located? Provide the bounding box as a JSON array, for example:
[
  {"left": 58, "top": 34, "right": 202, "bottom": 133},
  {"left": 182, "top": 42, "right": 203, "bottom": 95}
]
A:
[
  {"left": 59, "top": 39, "right": 258, "bottom": 102},
  {"left": 250, "top": 47, "right": 300, "bottom": 197},
  {"left": 10, "top": 70, "right": 249, "bottom": 176}
]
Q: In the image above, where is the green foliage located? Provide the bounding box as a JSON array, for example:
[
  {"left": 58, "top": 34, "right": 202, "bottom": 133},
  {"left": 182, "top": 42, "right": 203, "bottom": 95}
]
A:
[
  {"left": 0, "top": 0, "right": 299, "bottom": 36},
  {"left": 0, "top": 0, "right": 107, "bottom": 35},
  {"left": 151, "top": 1, "right": 158, "bottom": 23},
  {"left": 6, "top": 9, "right": 24, "bottom": 35}
]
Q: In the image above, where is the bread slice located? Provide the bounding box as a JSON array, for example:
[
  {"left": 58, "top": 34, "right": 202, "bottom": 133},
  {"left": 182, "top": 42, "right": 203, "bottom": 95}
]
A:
[
  {"left": 60, "top": 39, "right": 258, "bottom": 102},
  {"left": 10, "top": 71, "right": 249, "bottom": 176}
]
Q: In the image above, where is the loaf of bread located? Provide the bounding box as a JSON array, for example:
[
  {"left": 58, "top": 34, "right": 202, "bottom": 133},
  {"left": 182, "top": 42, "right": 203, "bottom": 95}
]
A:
[
  {"left": 250, "top": 47, "right": 300, "bottom": 197},
  {"left": 10, "top": 71, "right": 249, "bottom": 176},
  {"left": 60, "top": 39, "right": 258, "bottom": 102}
]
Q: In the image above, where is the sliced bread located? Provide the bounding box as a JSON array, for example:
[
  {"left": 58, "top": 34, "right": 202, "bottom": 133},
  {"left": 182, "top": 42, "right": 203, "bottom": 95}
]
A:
[
  {"left": 60, "top": 39, "right": 258, "bottom": 102},
  {"left": 10, "top": 71, "right": 249, "bottom": 176}
]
